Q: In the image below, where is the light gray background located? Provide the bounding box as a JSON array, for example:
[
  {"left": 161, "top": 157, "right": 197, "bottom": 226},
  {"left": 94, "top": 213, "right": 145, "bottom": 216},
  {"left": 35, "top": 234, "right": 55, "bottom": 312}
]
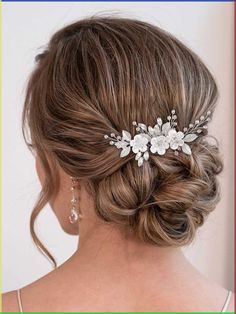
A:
[{"left": 2, "top": 2, "right": 234, "bottom": 292}]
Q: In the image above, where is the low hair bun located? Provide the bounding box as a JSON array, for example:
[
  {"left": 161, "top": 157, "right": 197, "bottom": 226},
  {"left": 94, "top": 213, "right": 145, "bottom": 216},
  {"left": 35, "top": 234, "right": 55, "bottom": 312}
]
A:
[{"left": 92, "top": 138, "right": 223, "bottom": 247}]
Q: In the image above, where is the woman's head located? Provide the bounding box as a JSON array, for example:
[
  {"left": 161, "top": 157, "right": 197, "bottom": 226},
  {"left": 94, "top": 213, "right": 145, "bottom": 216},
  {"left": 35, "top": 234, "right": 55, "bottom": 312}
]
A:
[{"left": 23, "top": 16, "right": 223, "bottom": 266}]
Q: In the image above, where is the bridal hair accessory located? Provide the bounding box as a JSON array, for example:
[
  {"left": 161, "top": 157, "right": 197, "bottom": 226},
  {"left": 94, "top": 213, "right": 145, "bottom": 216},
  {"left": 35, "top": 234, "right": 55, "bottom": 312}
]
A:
[
  {"left": 69, "top": 177, "right": 82, "bottom": 224},
  {"left": 104, "top": 109, "right": 211, "bottom": 167}
]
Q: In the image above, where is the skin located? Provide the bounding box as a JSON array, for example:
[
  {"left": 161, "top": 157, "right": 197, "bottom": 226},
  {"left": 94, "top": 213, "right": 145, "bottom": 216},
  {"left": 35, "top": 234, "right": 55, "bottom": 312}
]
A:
[{"left": 2, "top": 155, "right": 234, "bottom": 312}]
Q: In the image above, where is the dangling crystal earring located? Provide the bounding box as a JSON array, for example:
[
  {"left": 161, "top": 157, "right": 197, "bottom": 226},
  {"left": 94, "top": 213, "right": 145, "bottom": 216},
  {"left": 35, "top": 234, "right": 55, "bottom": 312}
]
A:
[{"left": 69, "top": 176, "right": 82, "bottom": 224}]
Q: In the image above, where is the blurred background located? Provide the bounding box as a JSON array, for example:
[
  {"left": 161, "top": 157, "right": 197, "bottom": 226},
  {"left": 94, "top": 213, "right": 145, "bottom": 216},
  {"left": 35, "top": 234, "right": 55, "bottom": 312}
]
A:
[{"left": 2, "top": 1, "right": 234, "bottom": 292}]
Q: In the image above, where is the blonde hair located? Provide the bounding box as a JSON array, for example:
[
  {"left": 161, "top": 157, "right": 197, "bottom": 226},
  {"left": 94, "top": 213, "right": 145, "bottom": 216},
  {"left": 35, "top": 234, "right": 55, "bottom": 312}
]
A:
[{"left": 22, "top": 16, "right": 223, "bottom": 267}]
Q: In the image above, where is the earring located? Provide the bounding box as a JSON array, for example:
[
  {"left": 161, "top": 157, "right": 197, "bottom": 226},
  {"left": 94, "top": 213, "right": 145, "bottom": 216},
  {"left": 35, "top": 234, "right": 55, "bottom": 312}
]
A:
[{"left": 69, "top": 176, "right": 82, "bottom": 224}]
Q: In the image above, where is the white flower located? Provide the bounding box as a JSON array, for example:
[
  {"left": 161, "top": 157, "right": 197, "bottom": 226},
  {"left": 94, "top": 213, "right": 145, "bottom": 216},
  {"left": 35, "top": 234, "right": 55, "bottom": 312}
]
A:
[
  {"left": 130, "top": 134, "right": 149, "bottom": 154},
  {"left": 167, "top": 129, "right": 184, "bottom": 150},
  {"left": 150, "top": 135, "right": 169, "bottom": 155}
]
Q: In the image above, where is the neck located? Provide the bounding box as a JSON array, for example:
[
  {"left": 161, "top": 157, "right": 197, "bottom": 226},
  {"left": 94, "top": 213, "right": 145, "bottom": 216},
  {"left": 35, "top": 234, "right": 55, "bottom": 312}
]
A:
[
  {"left": 67, "top": 180, "right": 192, "bottom": 276},
  {"left": 67, "top": 220, "right": 192, "bottom": 281}
]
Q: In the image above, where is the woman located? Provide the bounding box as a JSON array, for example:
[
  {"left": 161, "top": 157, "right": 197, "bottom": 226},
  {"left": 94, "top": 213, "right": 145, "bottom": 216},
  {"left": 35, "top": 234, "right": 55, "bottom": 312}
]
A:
[{"left": 3, "top": 17, "right": 234, "bottom": 312}]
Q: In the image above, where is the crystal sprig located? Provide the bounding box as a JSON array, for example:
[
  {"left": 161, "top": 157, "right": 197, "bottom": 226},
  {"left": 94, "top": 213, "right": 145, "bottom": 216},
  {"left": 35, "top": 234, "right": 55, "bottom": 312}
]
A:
[{"left": 183, "top": 111, "right": 211, "bottom": 135}]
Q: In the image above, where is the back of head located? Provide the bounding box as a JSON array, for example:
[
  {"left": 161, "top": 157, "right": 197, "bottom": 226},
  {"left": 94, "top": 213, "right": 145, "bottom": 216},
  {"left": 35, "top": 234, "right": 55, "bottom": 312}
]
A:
[{"left": 23, "top": 16, "right": 223, "bottom": 262}]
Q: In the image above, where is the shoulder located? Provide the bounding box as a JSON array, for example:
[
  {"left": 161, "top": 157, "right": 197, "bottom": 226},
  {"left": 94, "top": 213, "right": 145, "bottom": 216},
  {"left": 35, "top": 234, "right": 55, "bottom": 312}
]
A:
[
  {"left": 210, "top": 285, "right": 234, "bottom": 312},
  {"left": 1, "top": 269, "right": 61, "bottom": 312},
  {"left": 225, "top": 291, "right": 234, "bottom": 312},
  {"left": 191, "top": 270, "right": 234, "bottom": 312},
  {"left": 2, "top": 290, "right": 20, "bottom": 312}
]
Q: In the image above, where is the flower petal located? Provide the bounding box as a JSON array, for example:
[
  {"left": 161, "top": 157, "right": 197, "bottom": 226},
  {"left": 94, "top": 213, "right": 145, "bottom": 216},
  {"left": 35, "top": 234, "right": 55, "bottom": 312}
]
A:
[
  {"left": 157, "top": 147, "right": 166, "bottom": 155},
  {"left": 176, "top": 131, "right": 184, "bottom": 139},
  {"left": 141, "top": 134, "right": 151, "bottom": 142},
  {"left": 140, "top": 145, "right": 148, "bottom": 152},
  {"left": 150, "top": 137, "right": 157, "bottom": 145},
  {"left": 164, "top": 142, "right": 170, "bottom": 149},
  {"left": 129, "top": 139, "right": 135, "bottom": 147},
  {"left": 120, "top": 146, "right": 131, "bottom": 157},
  {"left": 182, "top": 143, "right": 192, "bottom": 155},
  {"left": 150, "top": 145, "right": 157, "bottom": 153},
  {"left": 122, "top": 130, "right": 131, "bottom": 141},
  {"left": 131, "top": 146, "right": 139, "bottom": 154},
  {"left": 168, "top": 128, "right": 177, "bottom": 137},
  {"left": 178, "top": 140, "right": 184, "bottom": 146},
  {"left": 170, "top": 142, "right": 179, "bottom": 150},
  {"left": 184, "top": 133, "right": 198, "bottom": 142},
  {"left": 133, "top": 134, "right": 143, "bottom": 141}
]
